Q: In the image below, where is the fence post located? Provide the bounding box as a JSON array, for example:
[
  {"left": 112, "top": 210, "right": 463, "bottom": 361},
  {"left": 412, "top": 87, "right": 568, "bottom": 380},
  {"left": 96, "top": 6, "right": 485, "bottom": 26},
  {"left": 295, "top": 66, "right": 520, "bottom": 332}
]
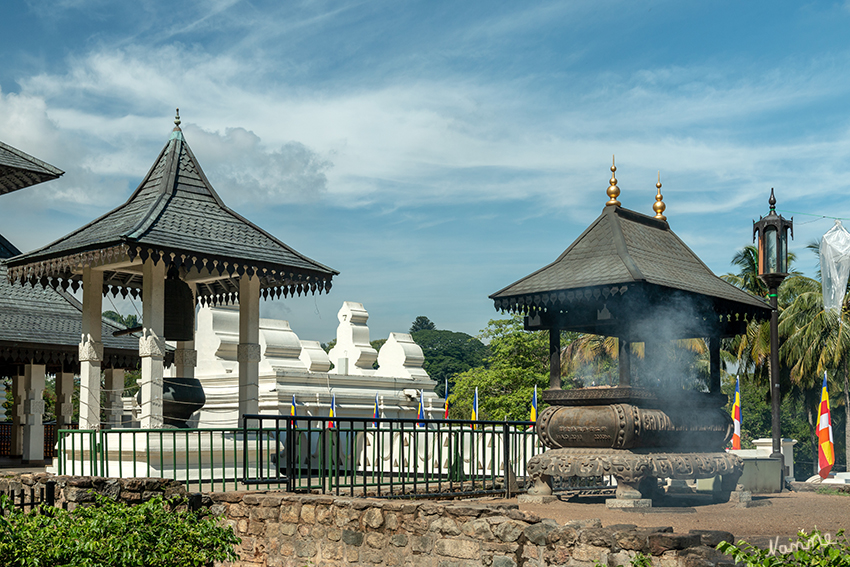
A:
[
  {"left": 241, "top": 415, "right": 249, "bottom": 485},
  {"left": 45, "top": 480, "right": 55, "bottom": 508},
  {"left": 502, "top": 422, "right": 510, "bottom": 499}
]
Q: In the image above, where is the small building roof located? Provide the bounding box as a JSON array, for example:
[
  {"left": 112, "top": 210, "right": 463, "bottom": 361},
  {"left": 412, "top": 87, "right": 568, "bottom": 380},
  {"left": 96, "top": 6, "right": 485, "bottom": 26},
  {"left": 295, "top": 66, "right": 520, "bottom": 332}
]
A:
[
  {"left": 0, "top": 235, "right": 141, "bottom": 373},
  {"left": 490, "top": 204, "right": 770, "bottom": 339},
  {"left": 0, "top": 140, "right": 64, "bottom": 195},
  {"left": 5, "top": 114, "right": 338, "bottom": 304}
]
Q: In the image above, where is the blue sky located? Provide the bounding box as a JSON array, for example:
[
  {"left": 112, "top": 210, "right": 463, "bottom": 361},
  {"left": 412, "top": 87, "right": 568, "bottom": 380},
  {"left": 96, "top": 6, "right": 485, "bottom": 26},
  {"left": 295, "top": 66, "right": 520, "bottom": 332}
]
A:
[{"left": 2, "top": 1, "right": 850, "bottom": 343}]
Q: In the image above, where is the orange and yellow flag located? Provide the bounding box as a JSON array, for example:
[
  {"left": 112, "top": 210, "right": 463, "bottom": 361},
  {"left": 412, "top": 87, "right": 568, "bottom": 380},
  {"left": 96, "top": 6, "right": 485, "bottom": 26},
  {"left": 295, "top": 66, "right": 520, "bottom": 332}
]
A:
[{"left": 817, "top": 372, "right": 835, "bottom": 480}]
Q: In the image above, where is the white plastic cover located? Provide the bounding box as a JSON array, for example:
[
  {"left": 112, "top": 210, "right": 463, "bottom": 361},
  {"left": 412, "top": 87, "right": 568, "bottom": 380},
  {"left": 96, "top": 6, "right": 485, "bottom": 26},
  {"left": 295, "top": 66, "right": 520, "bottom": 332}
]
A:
[{"left": 820, "top": 220, "right": 850, "bottom": 313}]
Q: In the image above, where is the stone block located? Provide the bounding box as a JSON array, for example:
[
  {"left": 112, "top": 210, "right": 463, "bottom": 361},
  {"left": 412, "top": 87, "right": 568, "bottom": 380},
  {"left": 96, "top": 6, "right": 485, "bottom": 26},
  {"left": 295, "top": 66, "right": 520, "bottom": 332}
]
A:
[
  {"left": 342, "top": 529, "right": 364, "bottom": 546},
  {"left": 615, "top": 530, "right": 647, "bottom": 551},
  {"left": 362, "top": 507, "right": 384, "bottom": 529},
  {"left": 565, "top": 519, "right": 602, "bottom": 529},
  {"left": 64, "top": 487, "right": 96, "bottom": 503},
  {"left": 299, "top": 504, "right": 316, "bottom": 524},
  {"left": 647, "top": 533, "right": 702, "bottom": 555},
  {"left": 578, "top": 527, "right": 615, "bottom": 548},
  {"left": 316, "top": 504, "right": 333, "bottom": 524},
  {"left": 279, "top": 502, "right": 301, "bottom": 523},
  {"left": 523, "top": 522, "right": 556, "bottom": 545},
  {"left": 385, "top": 512, "right": 399, "bottom": 530},
  {"left": 391, "top": 533, "right": 409, "bottom": 547},
  {"left": 366, "top": 532, "right": 389, "bottom": 549},
  {"left": 435, "top": 538, "right": 480, "bottom": 559},
  {"left": 678, "top": 545, "right": 725, "bottom": 567},
  {"left": 606, "top": 498, "right": 652, "bottom": 509},
  {"left": 258, "top": 495, "right": 285, "bottom": 507},
  {"left": 493, "top": 520, "right": 528, "bottom": 543},
  {"left": 229, "top": 503, "right": 250, "bottom": 518},
  {"left": 430, "top": 516, "right": 461, "bottom": 536},
  {"left": 294, "top": 539, "right": 317, "bottom": 558},
  {"left": 689, "top": 530, "right": 735, "bottom": 547},
  {"left": 279, "top": 523, "right": 297, "bottom": 536},
  {"left": 326, "top": 526, "right": 342, "bottom": 541},
  {"left": 571, "top": 543, "right": 610, "bottom": 563},
  {"left": 360, "top": 548, "right": 386, "bottom": 564},
  {"left": 247, "top": 520, "right": 265, "bottom": 535},
  {"left": 461, "top": 518, "right": 495, "bottom": 541},
  {"left": 209, "top": 491, "right": 245, "bottom": 503},
  {"left": 323, "top": 541, "right": 344, "bottom": 560},
  {"left": 491, "top": 556, "right": 517, "bottom": 567},
  {"left": 411, "top": 534, "right": 434, "bottom": 553},
  {"left": 547, "top": 526, "right": 578, "bottom": 546},
  {"left": 250, "top": 506, "right": 279, "bottom": 521}
]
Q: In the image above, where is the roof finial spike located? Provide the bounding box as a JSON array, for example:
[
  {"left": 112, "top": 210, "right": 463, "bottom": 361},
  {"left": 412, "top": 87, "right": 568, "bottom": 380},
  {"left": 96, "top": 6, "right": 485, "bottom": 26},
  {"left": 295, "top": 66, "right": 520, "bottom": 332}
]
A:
[
  {"left": 606, "top": 155, "right": 621, "bottom": 207},
  {"left": 174, "top": 108, "right": 181, "bottom": 128},
  {"left": 769, "top": 187, "right": 776, "bottom": 212},
  {"left": 653, "top": 170, "right": 667, "bottom": 221}
]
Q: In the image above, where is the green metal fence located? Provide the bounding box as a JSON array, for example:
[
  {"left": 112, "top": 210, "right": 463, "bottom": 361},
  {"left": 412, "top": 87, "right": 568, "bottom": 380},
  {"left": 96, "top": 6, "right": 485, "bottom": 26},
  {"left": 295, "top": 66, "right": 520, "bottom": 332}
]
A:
[
  {"left": 56, "top": 417, "right": 545, "bottom": 497},
  {"left": 241, "top": 414, "right": 545, "bottom": 498}
]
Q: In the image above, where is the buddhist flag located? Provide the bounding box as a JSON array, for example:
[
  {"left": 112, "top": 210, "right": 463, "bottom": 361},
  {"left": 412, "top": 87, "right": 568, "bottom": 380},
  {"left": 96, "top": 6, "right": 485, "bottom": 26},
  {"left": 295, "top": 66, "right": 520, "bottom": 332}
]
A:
[
  {"left": 417, "top": 389, "right": 426, "bottom": 427},
  {"left": 817, "top": 372, "right": 835, "bottom": 480},
  {"left": 731, "top": 375, "right": 742, "bottom": 450},
  {"left": 530, "top": 385, "right": 538, "bottom": 426},
  {"left": 373, "top": 393, "right": 380, "bottom": 426},
  {"left": 328, "top": 394, "right": 337, "bottom": 429},
  {"left": 444, "top": 379, "right": 450, "bottom": 419},
  {"left": 290, "top": 394, "right": 298, "bottom": 430},
  {"left": 471, "top": 387, "right": 479, "bottom": 429}
]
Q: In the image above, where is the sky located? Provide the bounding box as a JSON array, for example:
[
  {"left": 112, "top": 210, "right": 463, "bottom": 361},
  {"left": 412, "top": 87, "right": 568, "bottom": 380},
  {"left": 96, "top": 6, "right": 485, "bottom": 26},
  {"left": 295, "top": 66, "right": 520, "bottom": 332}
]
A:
[{"left": 2, "top": 0, "right": 850, "bottom": 344}]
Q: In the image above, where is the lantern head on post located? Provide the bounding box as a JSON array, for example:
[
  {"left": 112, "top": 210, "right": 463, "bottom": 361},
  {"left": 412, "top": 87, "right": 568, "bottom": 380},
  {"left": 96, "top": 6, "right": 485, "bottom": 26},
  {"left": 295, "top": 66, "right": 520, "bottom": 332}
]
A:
[{"left": 753, "top": 188, "right": 794, "bottom": 289}]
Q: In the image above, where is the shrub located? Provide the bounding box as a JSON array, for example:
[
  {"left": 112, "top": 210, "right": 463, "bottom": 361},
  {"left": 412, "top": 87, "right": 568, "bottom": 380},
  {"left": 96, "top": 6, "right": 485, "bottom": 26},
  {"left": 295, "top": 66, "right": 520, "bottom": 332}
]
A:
[
  {"left": 0, "top": 493, "right": 240, "bottom": 567},
  {"left": 717, "top": 529, "right": 850, "bottom": 566}
]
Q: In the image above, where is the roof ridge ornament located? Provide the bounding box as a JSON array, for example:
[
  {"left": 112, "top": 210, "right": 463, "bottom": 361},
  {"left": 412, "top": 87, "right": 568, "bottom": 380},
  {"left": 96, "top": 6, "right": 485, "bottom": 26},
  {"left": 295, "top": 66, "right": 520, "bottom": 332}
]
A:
[
  {"left": 653, "top": 171, "right": 666, "bottom": 221},
  {"left": 174, "top": 108, "right": 181, "bottom": 129},
  {"left": 169, "top": 108, "right": 184, "bottom": 141},
  {"left": 606, "top": 155, "right": 621, "bottom": 207}
]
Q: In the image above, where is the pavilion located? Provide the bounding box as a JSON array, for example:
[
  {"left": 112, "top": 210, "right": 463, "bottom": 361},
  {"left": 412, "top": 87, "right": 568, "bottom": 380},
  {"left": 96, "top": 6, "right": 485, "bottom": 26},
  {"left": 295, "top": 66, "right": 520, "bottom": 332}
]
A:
[{"left": 6, "top": 111, "right": 338, "bottom": 431}]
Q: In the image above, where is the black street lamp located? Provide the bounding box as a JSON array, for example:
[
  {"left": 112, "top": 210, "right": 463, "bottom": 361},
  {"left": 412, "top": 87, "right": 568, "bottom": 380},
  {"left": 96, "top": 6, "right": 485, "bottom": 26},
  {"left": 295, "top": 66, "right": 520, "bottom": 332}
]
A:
[{"left": 753, "top": 188, "right": 793, "bottom": 472}]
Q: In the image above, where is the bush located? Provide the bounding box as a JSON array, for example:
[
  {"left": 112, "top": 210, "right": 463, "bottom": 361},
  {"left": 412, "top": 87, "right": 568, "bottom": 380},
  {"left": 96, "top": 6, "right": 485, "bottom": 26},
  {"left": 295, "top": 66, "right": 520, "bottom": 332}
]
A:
[
  {"left": 0, "top": 493, "right": 240, "bottom": 567},
  {"left": 717, "top": 529, "right": 850, "bottom": 566}
]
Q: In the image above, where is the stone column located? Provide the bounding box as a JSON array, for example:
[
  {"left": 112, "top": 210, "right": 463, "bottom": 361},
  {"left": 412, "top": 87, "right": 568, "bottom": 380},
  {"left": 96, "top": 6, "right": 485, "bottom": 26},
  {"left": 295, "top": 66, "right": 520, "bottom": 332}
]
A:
[
  {"left": 104, "top": 369, "right": 125, "bottom": 429},
  {"left": 175, "top": 284, "right": 197, "bottom": 379},
  {"left": 55, "top": 368, "right": 75, "bottom": 427},
  {"left": 238, "top": 275, "right": 261, "bottom": 418},
  {"left": 10, "top": 371, "right": 24, "bottom": 457},
  {"left": 79, "top": 266, "right": 104, "bottom": 429},
  {"left": 139, "top": 259, "right": 166, "bottom": 429},
  {"left": 22, "top": 364, "right": 45, "bottom": 463}
]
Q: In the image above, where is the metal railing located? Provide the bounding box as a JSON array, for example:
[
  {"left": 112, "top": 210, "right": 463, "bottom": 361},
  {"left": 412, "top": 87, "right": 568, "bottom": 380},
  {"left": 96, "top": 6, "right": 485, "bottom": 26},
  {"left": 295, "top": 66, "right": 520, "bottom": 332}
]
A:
[
  {"left": 54, "top": 417, "right": 548, "bottom": 498},
  {"left": 241, "top": 414, "right": 544, "bottom": 498}
]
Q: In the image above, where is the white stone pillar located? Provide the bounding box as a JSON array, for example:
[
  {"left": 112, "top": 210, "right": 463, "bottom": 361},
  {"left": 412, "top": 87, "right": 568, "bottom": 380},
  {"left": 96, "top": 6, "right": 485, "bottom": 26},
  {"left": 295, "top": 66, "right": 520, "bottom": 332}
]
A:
[
  {"left": 139, "top": 259, "right": 166, "bottom": 429},
  {"left": 104, "top": 369, "right": 125, "bottom": 429},
  {"left": 238, "top": 275, "right": 261, "bottom": 418},
  {"left": 175, "top": 281, "right": 197, "bottom": 379},
  {"left": 55, "top": 371, "right": 75, "bottom": 427},
  {"left": 22, "top": 364, "right": 45, "bottom": 463},
  {"left": 11, "top": 372, "right": 24, "bottom": 457},
  {"left": 79, "top": 266, "right": 103, "bottom": 429}
]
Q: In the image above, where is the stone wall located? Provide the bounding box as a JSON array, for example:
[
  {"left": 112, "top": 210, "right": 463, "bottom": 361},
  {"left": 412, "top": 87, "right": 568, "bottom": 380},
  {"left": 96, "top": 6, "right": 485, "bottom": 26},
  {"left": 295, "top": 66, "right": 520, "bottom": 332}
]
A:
[
  {"left": 0, "top": 474, "right": 735, "bottom": 566},
  {"left": 209, "top": 491, "right": 736, "bottom": 567}
]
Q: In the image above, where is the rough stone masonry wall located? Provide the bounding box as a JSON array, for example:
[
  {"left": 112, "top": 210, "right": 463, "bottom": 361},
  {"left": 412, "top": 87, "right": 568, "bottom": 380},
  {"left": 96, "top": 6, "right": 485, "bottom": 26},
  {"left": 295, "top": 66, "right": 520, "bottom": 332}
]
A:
[
  {"left": 209, "top": 491, "right": 737, "bottom": 567},
  {"left": 0, "top": 475, "right": 736, "bottom": 567}
]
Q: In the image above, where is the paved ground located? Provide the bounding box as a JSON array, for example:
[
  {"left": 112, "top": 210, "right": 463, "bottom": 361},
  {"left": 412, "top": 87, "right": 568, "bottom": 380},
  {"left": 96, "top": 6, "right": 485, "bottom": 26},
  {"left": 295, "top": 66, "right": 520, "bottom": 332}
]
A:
[
  {"left": 511, "top": 489, "right": 850, "bottom": 549},
  {"left": 0, "top": 457, "right": 47, "bottom": 475}
]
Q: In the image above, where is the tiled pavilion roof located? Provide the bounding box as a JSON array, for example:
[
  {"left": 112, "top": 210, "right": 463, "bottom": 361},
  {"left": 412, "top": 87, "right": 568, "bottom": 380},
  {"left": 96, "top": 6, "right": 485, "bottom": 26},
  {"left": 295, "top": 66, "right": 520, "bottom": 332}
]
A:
[
  {"left": 0, "top": 236, "right": 141, "bottom": 372},
  {"left": 0, "top": 140, "right": 64, "bottom": 195},
  {"left": 5, "top": 115, "right": 338, "bottom": 305},
  {"left": 491, "top": 204, "right": 770, "bottom": 339}
]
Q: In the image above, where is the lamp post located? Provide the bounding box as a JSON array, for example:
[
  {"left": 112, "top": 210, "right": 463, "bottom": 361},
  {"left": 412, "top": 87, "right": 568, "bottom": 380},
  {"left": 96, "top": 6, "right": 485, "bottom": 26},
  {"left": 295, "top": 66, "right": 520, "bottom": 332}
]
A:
[{"left": 753, "top": 188, "right": 793, "bottom": 467}]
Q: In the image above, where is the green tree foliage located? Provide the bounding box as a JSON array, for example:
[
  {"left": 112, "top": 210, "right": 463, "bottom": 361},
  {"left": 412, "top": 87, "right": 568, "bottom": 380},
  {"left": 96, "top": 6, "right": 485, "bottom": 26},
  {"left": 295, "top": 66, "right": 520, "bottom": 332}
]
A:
[
  {"left": 449, "top": 316, "right": 570, "bottom": 421},
  {"left": 102, "top": 310, "right": 139, "bottom": 329},
  {"left": 409, "top": 316, "right": 437, "bottom": 333},
  {"left": 411, "top": 329, "right": 488, "bottom": 396},
  {"left": 0, "top": 494, "right": 239, "bottom": 566}
]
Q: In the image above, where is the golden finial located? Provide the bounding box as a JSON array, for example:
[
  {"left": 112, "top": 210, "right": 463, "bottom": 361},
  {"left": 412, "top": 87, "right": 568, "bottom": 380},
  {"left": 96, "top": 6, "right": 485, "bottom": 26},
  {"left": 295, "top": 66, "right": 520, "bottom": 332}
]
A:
[
  {"left": 606, "top": 155, "right": 621, "bottom": 207},
  {"left": 653, "top": 171, "right": 666, "bottom": 221},
  {"left": 174, "top": 108, "right": 181, "bottom": 128}
]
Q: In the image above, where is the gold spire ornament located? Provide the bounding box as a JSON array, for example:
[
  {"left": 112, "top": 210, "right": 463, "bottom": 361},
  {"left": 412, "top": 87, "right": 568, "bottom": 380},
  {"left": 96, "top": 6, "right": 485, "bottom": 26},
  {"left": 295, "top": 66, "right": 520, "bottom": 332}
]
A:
[
  {"left": 653, "top": 171, "right": 666, "bottom": 221},
  {"left": 606, "top": 155, "right": 621, "bottom": 207}
]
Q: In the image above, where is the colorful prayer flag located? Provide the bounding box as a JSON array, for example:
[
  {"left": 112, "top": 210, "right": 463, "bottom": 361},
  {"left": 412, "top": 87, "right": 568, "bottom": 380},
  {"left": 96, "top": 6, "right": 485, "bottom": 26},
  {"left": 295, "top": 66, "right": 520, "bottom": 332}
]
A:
[
  {"left": 444, "top": 379, "right": 450, "bottom": 419},
  {"left": 417, "top": 389, "right": 425, "bottom": 427},
  {"left": 373, "top": 393, "right": 380, "bottom": 426},
  {"left": 731, "top": 375, "right": 741, "bottom": 450},
  {"left": 328, "top": 393, "right": 337, "bottom": 429},
  {"left": 530, "top": 385, "right": 538, "bottom": 426},
  {"left": 290, "top": 394, "right": 298, "bottom": 429},
  {"left": 817, "top": 372, "right": 835, "bottom": 480},
  {"left": 471, "top": 387, "right": 478, "bottom": 429}
]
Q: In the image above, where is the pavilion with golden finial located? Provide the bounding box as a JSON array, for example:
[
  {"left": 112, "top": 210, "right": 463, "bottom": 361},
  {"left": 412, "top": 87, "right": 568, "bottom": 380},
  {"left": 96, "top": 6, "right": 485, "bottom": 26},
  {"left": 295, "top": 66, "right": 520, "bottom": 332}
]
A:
[{"left": 490, "top": 159, "right": 770, "bottom": 507}]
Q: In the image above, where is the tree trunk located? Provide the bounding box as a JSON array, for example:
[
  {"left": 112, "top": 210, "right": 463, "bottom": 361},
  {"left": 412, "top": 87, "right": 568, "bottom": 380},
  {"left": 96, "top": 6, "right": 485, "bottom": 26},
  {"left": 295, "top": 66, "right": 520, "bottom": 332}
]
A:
[{"left": 806, "top": 396, "right": 818, "bottom": 476}]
